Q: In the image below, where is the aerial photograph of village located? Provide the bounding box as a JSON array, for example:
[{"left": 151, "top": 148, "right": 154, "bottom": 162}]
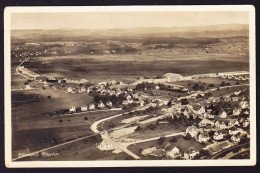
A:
[{"left": 9, "top": 10, "right": 251, "bottom": 161}]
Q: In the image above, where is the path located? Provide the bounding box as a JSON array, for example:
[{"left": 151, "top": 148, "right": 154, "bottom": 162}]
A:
[{"left": 15, "top": 58, "right": 30, "bottom": 79}]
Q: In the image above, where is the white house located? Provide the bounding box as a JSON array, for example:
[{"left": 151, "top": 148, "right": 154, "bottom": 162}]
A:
[
  {"left": 69, "top": 106, "right": 76, "bottom": 113},
  {"left": 198, "top": 132, "right": 210, "bottom": 143},
  {"left": 232, "top": 97, "right": 239, "bottom": 102},
  {"left": 106, "top": 101, "right": 113, "bottom": 108},
  {"left": 140, "top": 100, "right": 145, "bottom": 106},
  {"left": 186, "top": 125, "right": 199, "bottom": 138},
  {"left": 166, "top": 147, "right": 180, "bottom": 159},
  {"left": 240, "top": 101, "right": 249, "bottom": 109},
  {"left": 155, "top": 85, "right": 160, "bottom": 90},
  {"left": 243, "top": 120, "right": 250, "bottom": 128},
  {"left": 197, "top": 107, "right": 206, "bottom": 114},
  {"left": 81, "top": 105, "right": 88, "bottom": 112},
  {"left": 25, "top": 84, "right": 31, "bottom": 89},
  {"left": 232, "top": 108, "right": 241, "bottom": 116},
  {"left": 219, "top": 111, "right": 227, "bottom": 119},
  {"left": 68, "top": 87, "right": 73, "bottom": 93},
  {"left": 234, "top": 91, "right": 241, "bottom": 96},
  {"left": 213, "top": 132, "right": 225, "bottom": 140},
  {"left": 183, "top": 151, "right": 199, "bottom": 160},
  {"left": 199, "top": 118, "right": 215, "bottom": 128},
  {"left": 98, "top": 101, "right": 105, "bottom": 109},
  {"left": 88, "top": 103, "right": 95, "bottom": 111},
  {"left": 231, "top": 135, "right": 241, "bottom": 144}
]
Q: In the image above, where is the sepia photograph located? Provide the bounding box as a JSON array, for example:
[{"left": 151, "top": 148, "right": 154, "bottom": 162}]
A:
[{"left": 4, "top": 6, "right": 256, "bottom": 167}]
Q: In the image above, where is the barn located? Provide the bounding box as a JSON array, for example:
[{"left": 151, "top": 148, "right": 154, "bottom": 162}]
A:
[{"left": 163, "top": 73, "right": 183, "bottom": 82}]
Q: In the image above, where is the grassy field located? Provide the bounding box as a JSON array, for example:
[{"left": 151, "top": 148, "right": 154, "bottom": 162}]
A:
[
  {"left": 20, "top": 51, "right": 249, "bottom": 82},
  {"left": 12, "top": 88, "right": 93, "bottom": 121},
  {"left": 12, "top": 100, "right": 125, "bottom": 159}
]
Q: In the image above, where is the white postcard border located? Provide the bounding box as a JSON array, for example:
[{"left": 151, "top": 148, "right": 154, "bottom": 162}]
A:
[{"left": 4, "top": 5, "right": 256, "bottom": 167}]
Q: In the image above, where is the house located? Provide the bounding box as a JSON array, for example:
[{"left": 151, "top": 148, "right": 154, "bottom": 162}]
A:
[
  {"left": 80, "top": 87, "right": 86, "bottom": 93},
  {"left": 141, "top": 147, "right": 165, "bottom": 157},
  {"left": 213, "top": 131, "right": 225, "bottom": 140},
  {"left": 139, "top": 100, "right": 145, "bottom": 106},
  {"left": 25, "top": 84, "right": 31, "bottom": 89},
  {"left": 229, "top": 127, "right": 241, "bottom": 135},
  {"left": 81, "top": 105, "right": 88, "bottom": 112},
  {"left": 232, "top": 97, "right": 239, "bottom": 102},
  {"left": 219, "top": 111, "right": 227, "bottom": 119},
  {"left": 163, "top": 73, "right": 183, "bottom": 82},
  {"left": 193, "top": 106, "right": 206, "bottom": 115},
  {"left": 199, "top": 118, "right": 215, "bottom": 128},
  {"left": 166, "top": 147, "right": 181, "bottom": 159},
  {"left": 106, "top": 101, "right": 113, "bottom": 108},
  {"left": 68, "top": 87, "right": 73, "bottom": 93},
  {"left": 232, "top": 108, "right": 241, "bottom": 116},
  {"left": 243, "top": 110, "right": 249, "bottom": 115},
  {"left": 243, "top": 120, "right": 250, "bottom": 128},
  {"left": 182, "top": 109, "right": 189, "bottom": 118},
  {"left": 69, "top": 106, "right": 76, "bottom": 113},
  {"left": 155, "top": 85, "right": 160, "bottom": 90},
  {"left": 86, "top": 88, "right": 91, "bottom": 94},
  {"left": 239, "top": 101, "right": 249, "bottom": 109},
  {"left": 231, "top": 134, "right": 241, "bottom": 144},
  {"left": 126, "top": 95, "right": 132, "bottom": 100},
  {"left": 219, "top": 120, "right": 230, "bottom": 130},
  {"left": 182, "top": 88, "right": 189, "bottom": 92},
  {"left": 183, "top": 151, "right": 199, "bottom": 160},
  {"left": 98, "top": 101, "right": 105, "bottom": 109},
  {"left": 207, "top": 114, "right": 215, "bottom": 119},
  {"left": 128, "top": 99, "right": 134, "bottom": 104},
  {"left": 224, "top": 97, "right": 232, "bottom": 102},
  {"left": 234, "top": 91, "right": 241, "bottom": 96},
  {"left": 200, "top": 133, "right": 211, "bottom": 143},
  {"left": 88, "top": 103, "right": 95, "bottom": 111},
  {"left": 186, "top": 125, "right": 199, "bottom": 138},
  {"left": 228, "top": 120, "right": 240, "bottom": 127}
]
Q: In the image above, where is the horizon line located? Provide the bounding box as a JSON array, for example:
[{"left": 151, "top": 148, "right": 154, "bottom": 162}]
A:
[{"left": 11, "top": 23, "right": 249, "bottom": 31}]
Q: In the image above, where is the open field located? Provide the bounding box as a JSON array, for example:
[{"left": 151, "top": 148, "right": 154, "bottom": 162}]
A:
[
  {"left": 18, "top": 51, "right": 249, "bottom": 82},
  {"left": 12, "top": 88, "right": 93, "bottom": 121}
]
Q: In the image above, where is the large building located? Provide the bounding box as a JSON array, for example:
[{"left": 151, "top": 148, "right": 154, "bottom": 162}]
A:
[{"left": 163, "top": 73, "right": 183, "bottom": 82}]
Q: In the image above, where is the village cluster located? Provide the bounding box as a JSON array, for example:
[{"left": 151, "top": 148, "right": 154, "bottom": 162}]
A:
[
  {"left": 138, "top": 87, "right": 250, "bottom": 160},
  {"left": 14, "top": 62, "right": 250, "bottom": 160}
]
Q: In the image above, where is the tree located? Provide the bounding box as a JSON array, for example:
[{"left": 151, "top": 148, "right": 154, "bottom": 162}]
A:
[
  {"left": 147, "top": 123, "right": 156, "bottom": 130},
  {"left": 157, "top": 136, "right": 166, "bottom": 145},
  {"left": 181, "top": 98, "right": 189, "bottom": 105},
  {"left": 169, "top": 137, "right": 177, "bottom": 143},
  {"left": 135, "top": 125, "right": 142, "bottom": 131},
  {"left": 183, "top": 133, "right": 192, "bottom": 140},
  {"left": 220, "top": 81, "right": 226, "bottom": 86},
  {"left": 109, "top": 123, "right": 115, "bottom": 128}
]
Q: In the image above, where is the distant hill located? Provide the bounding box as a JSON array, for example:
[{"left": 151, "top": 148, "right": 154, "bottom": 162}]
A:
[{"left": 11, "top": 24, "right": 248, "bottom": 43}]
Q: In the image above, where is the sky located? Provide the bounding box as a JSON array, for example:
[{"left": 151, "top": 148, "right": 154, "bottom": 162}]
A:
[{"left": 11, "top": 11, "right": 249, "bottom": 30}]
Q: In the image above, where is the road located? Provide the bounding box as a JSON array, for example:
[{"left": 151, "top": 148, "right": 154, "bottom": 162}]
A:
[
  {"left": 90, "top": 105, "right": 151, "bottom": 160},
  {"left": 15, "top": 58, "right": 30, "bottom": 79}
]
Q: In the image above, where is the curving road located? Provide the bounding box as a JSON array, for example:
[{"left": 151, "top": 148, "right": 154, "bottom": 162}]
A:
[{"left": 15, "top": 58, "right": 30, "bottom": 79}]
